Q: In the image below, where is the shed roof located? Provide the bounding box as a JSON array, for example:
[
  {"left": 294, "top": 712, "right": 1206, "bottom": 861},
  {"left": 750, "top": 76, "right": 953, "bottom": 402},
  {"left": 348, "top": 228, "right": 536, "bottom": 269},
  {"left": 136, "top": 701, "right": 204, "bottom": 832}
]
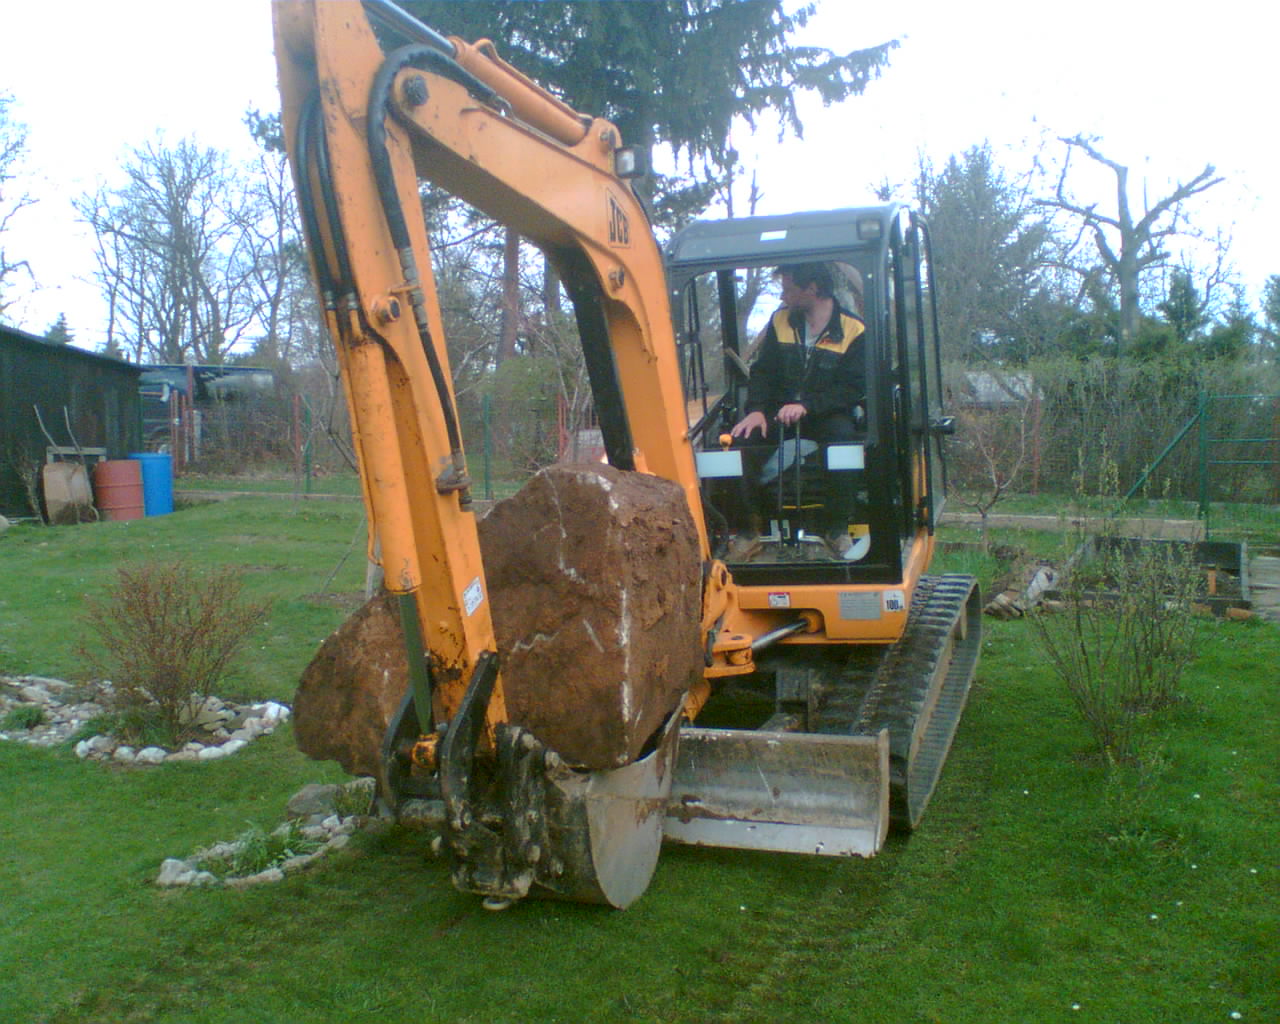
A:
[{"left": 0, "top": 325, "right": 142, "bottom": 376}]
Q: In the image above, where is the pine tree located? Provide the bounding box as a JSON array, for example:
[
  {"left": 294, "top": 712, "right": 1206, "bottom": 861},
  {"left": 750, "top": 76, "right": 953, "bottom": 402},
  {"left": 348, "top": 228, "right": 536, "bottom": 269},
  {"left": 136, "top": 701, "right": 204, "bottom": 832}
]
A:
[{"left": 45, "top": 312, "right": 73, "bottom": 345}]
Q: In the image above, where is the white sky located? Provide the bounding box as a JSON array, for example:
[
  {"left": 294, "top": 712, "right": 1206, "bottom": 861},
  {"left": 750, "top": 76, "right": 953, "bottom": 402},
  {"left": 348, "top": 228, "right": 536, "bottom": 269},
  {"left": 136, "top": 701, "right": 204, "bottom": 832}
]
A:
[{"left": 3, "top": 0, "right": 1277, "bottom": 346}]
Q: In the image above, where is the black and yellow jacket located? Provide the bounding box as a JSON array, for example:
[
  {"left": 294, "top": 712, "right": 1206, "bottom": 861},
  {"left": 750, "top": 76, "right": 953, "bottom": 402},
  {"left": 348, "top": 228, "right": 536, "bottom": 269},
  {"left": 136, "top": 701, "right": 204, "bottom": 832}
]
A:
[{"left": 744, "top": 304, "right": 866, "bottom": 423}]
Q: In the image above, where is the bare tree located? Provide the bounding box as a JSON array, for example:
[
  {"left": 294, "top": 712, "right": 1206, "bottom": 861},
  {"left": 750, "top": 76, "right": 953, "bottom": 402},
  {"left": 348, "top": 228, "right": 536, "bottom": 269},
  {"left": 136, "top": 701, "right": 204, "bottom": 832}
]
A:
[
  {"left": 949, "top": 370, "right": 1038, "bottom": 547},
  {"left": 1039, "top": 136, "right": 1222, "bottom": 355},
  {"left": 237, "top": 148, "right": 321, "bottom": 367},
  {"left": 0, "top": 94, "right": 35, "bottom": 321},
  {"left": 76, "top": 139, "right": 259, "bottom": 363}
]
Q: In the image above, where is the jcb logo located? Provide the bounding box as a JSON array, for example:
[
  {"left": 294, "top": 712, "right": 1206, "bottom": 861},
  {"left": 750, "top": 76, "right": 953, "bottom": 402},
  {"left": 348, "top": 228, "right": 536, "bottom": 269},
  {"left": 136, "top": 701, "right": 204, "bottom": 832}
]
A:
[{"left": 607, "top": 194, "right": 630, "bottom": 247}]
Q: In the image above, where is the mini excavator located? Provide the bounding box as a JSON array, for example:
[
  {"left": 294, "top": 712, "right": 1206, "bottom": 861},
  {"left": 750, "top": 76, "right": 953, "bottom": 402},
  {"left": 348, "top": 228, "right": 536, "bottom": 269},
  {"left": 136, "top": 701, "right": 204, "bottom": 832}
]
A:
[{"left": 274, "top": 0, "right": 980, "bottom": 909}]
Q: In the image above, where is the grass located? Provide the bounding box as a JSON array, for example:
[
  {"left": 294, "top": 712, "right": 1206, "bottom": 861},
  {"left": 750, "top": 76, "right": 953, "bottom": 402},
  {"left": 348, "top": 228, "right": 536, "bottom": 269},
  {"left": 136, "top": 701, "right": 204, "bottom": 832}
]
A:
[
  {"left": 0, "top": 495, "right": 1276, "bottom": 1022},
  {"left": 196, "top": 820, "right": 324, "bottom": 880},
  {"left": 0, "top": 497, "right": 368, "bottom": 691},
  {"left": 982, "top": 490, "right": 1279, "bottom": 546},
  {"left": 176, "top": 468, "right": 526, "bottom": 502},
  {"left": 2, "top": 704, "right": 45, "bottom": 729}
]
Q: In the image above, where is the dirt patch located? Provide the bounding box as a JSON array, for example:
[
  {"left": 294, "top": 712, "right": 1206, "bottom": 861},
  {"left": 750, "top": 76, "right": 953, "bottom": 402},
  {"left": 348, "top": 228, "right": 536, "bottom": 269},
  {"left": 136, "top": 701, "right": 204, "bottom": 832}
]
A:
[{"left": 302, "top": 591, "right": 367, "bottom": 613}]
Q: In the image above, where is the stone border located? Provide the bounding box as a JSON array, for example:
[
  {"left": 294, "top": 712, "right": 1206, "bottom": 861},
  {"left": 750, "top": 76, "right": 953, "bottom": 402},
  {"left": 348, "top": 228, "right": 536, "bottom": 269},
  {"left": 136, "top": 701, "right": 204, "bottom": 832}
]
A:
[
  {"left": 156, "top": 779, "right": 384, "bottom": 889},
  {"left": 0, "top": 675, "right": 290, "bottom": 763}
]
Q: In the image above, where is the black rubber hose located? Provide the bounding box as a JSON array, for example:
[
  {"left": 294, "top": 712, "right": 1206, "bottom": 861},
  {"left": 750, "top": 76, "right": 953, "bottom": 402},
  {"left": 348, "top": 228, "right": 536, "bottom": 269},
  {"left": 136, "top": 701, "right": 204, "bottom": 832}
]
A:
[
  {"left": 366, "top": 45, "right": 503, "bottom": 459},
  {"left": 294, "top": 92, "right": 339, "bottom": 303},
  {"left": 361, "top": 0, "right": 455, "bottom": 55},
  {"left": 309, "top": 98, "right": 358, "bottom": 299}
]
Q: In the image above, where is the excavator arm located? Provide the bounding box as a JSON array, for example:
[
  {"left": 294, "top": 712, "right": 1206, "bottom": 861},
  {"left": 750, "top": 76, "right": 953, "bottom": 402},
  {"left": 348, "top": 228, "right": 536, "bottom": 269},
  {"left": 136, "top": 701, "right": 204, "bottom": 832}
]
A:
[{"left": 275, "top": 0, "right": 716, "bottom": 908}]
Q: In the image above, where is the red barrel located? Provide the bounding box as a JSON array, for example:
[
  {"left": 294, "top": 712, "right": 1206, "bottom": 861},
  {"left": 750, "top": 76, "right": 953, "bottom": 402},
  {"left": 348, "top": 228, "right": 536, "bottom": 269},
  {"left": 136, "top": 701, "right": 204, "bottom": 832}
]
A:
[{"left": 92, "top": 460, "right": 145, "bottom": 521}]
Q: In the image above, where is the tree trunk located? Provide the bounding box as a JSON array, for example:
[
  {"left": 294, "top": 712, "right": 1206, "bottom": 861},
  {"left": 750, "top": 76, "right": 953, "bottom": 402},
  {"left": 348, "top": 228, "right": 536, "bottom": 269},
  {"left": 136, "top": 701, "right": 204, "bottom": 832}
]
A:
[{"left": 498, "top": 227, "right": 520, "bottom": 364}]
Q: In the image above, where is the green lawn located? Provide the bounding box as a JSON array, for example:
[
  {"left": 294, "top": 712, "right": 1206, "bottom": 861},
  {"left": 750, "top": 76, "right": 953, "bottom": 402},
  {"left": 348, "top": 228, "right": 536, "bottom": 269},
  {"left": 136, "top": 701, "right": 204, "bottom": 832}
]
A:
[{"left": 0, "top": 499, "right": 1276, "bottom": 1023}]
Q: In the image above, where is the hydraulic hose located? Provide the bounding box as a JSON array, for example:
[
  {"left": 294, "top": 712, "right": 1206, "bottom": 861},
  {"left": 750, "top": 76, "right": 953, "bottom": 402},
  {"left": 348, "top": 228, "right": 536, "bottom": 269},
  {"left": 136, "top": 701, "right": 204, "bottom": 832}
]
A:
[
  {"left": 366, "top": 44, "right": 506, "bottom": 476},
  {"left": 361, "top": 0, "right": 455, "bottom": 56}
]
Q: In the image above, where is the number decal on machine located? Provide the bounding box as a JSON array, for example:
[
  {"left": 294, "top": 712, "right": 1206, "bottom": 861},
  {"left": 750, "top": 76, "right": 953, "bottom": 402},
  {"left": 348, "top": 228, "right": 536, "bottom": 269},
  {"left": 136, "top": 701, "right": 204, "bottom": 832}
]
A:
[{"left": 883, "top": 590, "right": 906, "bottom": 613}]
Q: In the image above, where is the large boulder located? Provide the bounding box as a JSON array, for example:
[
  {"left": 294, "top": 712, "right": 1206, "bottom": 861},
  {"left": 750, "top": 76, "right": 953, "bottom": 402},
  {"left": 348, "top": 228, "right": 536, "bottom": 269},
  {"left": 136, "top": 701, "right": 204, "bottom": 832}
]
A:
[
  {"left": 293, "top": 464, "right": 704, "bottom": 775},
  {"left": 292, "top": 589, "right": 408, "bottom": 778},
  {"left": 479, "top": 464, "right": 703, "bottom": 769}
]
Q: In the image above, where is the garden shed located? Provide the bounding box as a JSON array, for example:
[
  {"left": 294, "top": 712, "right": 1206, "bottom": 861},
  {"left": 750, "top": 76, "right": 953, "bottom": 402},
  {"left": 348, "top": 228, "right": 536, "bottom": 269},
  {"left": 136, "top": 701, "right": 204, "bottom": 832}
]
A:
[{"left": 0, "top": 325, "right": 142, "bottom": 518}]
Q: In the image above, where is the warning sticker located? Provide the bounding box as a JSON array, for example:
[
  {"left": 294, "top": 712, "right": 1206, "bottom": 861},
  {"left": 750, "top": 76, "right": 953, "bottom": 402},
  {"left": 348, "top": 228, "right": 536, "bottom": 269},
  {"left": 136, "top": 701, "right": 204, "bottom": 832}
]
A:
[
  {"left": 463, "top": 578, "right": 484, "bottom": 616},
  {"left": 768, "top": 592, "right": 792, "bottom": 609},
  {"left": 838, "top": 592, "right": 880, "bottom": 620}
]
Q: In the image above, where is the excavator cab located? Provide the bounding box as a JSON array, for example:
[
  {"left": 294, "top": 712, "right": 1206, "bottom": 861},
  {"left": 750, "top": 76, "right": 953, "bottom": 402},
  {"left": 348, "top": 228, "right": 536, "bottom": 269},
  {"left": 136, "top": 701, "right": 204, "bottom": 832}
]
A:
[
  {"left": 668, "top": 206, "right": 952, "bottom": 589},
  {"left": 661, "top": 207, "right": 981, "bottom": 854}
]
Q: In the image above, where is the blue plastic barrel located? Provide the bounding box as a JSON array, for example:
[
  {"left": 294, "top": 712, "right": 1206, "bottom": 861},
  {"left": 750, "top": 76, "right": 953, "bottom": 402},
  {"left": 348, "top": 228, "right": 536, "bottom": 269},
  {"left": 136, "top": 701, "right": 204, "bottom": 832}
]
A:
[{"left": 128, "top": 452, "right": 174, "bottom": 516}]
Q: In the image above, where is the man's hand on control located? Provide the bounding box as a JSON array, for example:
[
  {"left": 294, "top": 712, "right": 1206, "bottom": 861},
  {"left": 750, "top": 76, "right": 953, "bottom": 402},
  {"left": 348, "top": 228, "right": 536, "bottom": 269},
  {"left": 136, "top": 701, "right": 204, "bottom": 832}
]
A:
[
  {"left": 776, "top": 402, "right": 808, "bottom": 426},
  {"left": 730, "top": 411, "right": 768, "bottom": 439}
]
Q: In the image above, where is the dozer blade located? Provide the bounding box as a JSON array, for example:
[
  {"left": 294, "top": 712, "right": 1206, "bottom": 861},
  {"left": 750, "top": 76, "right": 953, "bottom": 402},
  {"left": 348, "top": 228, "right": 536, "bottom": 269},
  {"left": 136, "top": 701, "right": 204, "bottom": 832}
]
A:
[{"left": 664, "top": 726, "right": 890, "bottom": 857}]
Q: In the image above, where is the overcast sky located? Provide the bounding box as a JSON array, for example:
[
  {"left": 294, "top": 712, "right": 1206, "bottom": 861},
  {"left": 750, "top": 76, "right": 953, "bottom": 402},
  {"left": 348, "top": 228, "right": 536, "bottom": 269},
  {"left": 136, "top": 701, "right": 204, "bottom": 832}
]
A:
[{"left": 3, "top": 0, "right": 1276, "bottom": 345}]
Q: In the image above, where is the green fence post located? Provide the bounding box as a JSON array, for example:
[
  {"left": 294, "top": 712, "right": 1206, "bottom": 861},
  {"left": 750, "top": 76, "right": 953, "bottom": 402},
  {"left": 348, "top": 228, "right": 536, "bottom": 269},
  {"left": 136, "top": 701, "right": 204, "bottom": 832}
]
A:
[{"left": 1197, "top": 390, "right": 1209, "bottom": 522}]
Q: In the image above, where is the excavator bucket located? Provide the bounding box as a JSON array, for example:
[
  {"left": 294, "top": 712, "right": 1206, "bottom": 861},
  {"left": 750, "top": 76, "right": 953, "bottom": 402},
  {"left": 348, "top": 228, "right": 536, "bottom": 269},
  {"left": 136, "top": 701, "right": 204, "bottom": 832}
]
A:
[
  {"left": 536, "top": 711, "right": 682, "bottom": 909},
  {"left": 664, "top": 726, "right": 890, "bottom": 857}
]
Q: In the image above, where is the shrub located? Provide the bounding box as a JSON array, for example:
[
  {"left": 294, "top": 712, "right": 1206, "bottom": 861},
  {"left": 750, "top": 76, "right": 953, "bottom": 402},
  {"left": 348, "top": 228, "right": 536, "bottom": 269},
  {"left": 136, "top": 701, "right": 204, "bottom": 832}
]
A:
[
  {"left": 1030, "top": 451, "right": 1201, "bottom": 759},
  {"left": 1035, "top": 543, "right": 1200, "bottom": 758},
  {"left": 79, "top": 562, "right": 270, "bottom": 747}
]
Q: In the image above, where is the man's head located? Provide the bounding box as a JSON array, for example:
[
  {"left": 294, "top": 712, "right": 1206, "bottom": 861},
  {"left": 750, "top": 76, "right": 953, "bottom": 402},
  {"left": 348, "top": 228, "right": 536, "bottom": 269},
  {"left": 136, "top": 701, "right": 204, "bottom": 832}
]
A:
[{"left": 776, "top": 263, "right": 835, "bottom": 308}]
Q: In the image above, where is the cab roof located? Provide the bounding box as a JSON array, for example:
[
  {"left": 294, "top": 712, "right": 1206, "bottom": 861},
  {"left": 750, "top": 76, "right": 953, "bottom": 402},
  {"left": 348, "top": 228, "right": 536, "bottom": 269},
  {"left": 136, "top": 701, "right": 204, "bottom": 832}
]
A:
[{"left": 664, "top": 204, "right": 904, "bottom": 272}]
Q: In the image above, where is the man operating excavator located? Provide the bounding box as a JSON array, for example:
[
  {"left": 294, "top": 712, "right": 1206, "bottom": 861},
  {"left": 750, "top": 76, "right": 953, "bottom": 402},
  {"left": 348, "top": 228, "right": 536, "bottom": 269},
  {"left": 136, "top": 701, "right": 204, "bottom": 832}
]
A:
[{"left": 729, "top": 262, "right": 868, "bottom": 558}]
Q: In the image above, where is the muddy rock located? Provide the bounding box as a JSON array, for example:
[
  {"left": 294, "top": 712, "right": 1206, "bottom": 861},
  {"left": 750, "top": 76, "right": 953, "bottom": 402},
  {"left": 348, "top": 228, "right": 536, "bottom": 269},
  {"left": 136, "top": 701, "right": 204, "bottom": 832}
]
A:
[
  {"left": 479, "top": 464, "right": 702, "bottom": 769},
  {"left": 293, "top": 464, "right": 703, "bottom": 775},
  {"left": 292, "top": 589, "right": 409, "bottom": 778}
]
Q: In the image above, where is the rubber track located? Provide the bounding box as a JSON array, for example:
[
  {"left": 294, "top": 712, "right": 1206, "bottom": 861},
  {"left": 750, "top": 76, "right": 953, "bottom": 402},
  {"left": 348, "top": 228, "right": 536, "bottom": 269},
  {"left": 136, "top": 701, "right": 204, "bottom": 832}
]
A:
[{"left": 817, "top": 574, "right": 981, "bottom": 831}]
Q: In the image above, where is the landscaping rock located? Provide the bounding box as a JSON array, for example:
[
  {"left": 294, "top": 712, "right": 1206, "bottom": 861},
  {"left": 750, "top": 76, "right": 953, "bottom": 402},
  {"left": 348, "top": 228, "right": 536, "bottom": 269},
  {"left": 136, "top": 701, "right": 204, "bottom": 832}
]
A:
[
  {"left": 225, "top": 867, "right": 285, "bottom": 890},
  {"left": 1, "top": 674, "right": 288, "bottom": 767},
  {"left": 285, "top": 783, "right": 341, "bottom": 820},
  {"left": 153, "top": 782, "right": 388, "bottom": 890},
  {"left": 478, "top": 464, "right": 702, "bottom": 769},
  {"left": 157, "top": 858, "right": 196, "bottom": 887}
]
